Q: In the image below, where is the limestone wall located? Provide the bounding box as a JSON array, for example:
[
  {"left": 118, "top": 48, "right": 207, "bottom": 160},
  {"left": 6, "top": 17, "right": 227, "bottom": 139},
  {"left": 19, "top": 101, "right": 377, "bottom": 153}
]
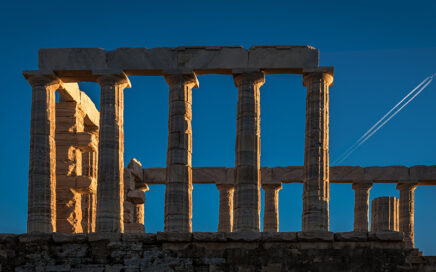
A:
[{"left": 1, "top": 232, "right": 435, "bottom": 271}]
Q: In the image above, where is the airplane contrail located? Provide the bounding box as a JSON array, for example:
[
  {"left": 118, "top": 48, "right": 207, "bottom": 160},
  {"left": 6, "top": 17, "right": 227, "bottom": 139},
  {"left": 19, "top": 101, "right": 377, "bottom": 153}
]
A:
[{"left": 333, "top": 74, "right": 435, "bottom": 165}]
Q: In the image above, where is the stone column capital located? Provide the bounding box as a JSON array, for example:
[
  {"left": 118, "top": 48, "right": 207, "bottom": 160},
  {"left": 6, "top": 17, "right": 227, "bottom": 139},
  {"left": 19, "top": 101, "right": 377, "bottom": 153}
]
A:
[
  {"left": 233, "top": 71, "right": 265, "bottom": 88},
  {"left": 164, "top": 72, "right": 199, "bottom": 89},
  {"left": 262, "top": 183, "right": 283, "bottom": 191},
  {"left": 396, "top": 182, "right": 418, "bottom": 191},
  {"left": 96, "top": 72, "right": 131, "bottom": 88},
  {"left": 23, "top": 71, "right": 60, "bottom": 88},
  {"left": 303, "top": 71, "right": 333, "bottom": 87},
  {"left": 352, "top": 182, "right": 373, "bottom": 191}
]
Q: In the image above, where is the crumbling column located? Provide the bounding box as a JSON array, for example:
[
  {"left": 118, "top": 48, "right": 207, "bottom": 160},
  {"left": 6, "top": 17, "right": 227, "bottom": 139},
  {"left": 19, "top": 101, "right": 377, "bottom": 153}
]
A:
[
  {"left": 397, "top": 183, "right": 417, "bottom": 248},
  {"left": 302, "top": 69, "right": 333, "bottom": 232},
  {"left": 216, "top": 184, "right": 234, "bottom": 232},
  {"left": 164, "top": 73, "right": 198, "bottom": 232},
  {"left": 95, "top": 73, "right": 131, "bottom": 233},
  {"left": 352, "top": 182, "right": 372, "bottom": 232},
  {"left": 24, "top": 72, "right": 59, "bottom": 233},
  {"left": 371, "top": 196, "right": 399, "bottom": 232},
  {"left": 233, "top": 71, "right": 265, "bottom": 232},
  {"left": 263, "top": 184, "right": 282, "bottom": 232}
]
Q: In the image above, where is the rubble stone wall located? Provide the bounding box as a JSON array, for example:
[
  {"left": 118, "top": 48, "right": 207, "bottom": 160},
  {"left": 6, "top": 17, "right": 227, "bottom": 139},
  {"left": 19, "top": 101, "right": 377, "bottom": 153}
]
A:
[{"left": 1, "top": 232, "right": 436, "bottom": 272}]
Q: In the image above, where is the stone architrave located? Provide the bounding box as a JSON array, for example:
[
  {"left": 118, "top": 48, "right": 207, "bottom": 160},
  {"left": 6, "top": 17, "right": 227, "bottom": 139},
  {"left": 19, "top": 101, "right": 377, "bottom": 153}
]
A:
[
  {"left": 371, "top": 196, "right": 399, "bottom": 232},
  {"left": 302, "top": 70, "right": 333, "bottom": 232},
  {"left": 95, "top": 73, "right": 131, "bottom": 233},
  {"left": 352, "top": 182, "right": 372, "bottom": 232},
  {"left": 397, "top": 183, "right": 417, "bottom": 248},
  {"left": 24, "top": 72, "right": 60, "bottom": 233},
  {"left": 233, "top": 71, "right": 265, "bottom": 232},
  {"left": 262, "top": 184, "right": 282, "bottom": 232},
  {"left": 216, "top": 184, "right": 234, "bottom": 232},
  {"left": 164, "top": 73, "right": 198, "bottom": 232}
]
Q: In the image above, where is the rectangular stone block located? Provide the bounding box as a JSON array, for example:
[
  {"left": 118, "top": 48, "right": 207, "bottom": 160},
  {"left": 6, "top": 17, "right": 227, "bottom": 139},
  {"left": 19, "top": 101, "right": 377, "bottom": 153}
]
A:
[
  {"left": 261, "top": 232, "right": 297, "bottom": 242},
  {"left": 248, "top": 45, "right": 319, "bottom": 71},
  {"left": 297, "top": 232, "right": 334, "bottom": 242},
  {"left": 334, "top": 232, "right": 368, "bottom": 242},
  {"left": 368, "top": 232, "right": 404, "bottom": 241},
  {"left": 156, "top": 232, "right": 192, "bottom": 242},
  {"left": 39, "top": 48, "right": 107, "bottom": 70},
  {"left": 225, "top": 231, "right": 261, "bottom": 242},
  {"left": 192, "top": 232, "right": 226, "bottom": 242}
]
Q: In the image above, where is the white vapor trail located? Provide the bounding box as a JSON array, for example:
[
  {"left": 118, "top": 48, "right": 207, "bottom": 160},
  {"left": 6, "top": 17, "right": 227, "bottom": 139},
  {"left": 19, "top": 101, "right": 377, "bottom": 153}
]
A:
[{"left": 333, "top": 74, "right": 435, "bottom": 165}]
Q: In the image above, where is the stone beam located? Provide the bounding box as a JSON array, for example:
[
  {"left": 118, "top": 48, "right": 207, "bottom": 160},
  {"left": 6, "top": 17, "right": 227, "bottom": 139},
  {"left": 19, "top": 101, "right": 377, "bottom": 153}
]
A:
[
  {"left": 57, "top": 82, "right": 99, "bottom": 128},
  {"left": 142, "top": 166, "right": 436, "bottom": 185},
  {"left": 37, "top": 46, "right": 319, "bottom": 81}
]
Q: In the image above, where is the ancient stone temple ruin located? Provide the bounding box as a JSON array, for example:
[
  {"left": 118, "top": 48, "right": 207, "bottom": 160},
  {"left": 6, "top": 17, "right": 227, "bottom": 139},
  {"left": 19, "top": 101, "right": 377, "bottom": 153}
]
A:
[{"left": 1, "top": 45, "right": 436, "bottom": 271}]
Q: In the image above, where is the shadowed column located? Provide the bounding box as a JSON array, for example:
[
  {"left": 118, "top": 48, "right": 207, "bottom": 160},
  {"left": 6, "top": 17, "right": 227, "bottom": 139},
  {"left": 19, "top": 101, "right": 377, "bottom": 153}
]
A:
[
  {"left": 164, "top": 73, "right": 198, "bottom": 232},
  {"left": 302, "top": 70, "right": 333, "bottom": 232},
  {"left": 371, "top": 196, "right": 399, "bottom": 232},
  {"left": 217, "top": 184, "right": 234, "bottom": 232},
  {"left": 96, "top": 73, "right": 131, "bottom": 233},
  {"left": 263, "top": 184, "right": 282, "bottom": 232},
  {"left": 352, "top": 182, "right": 372, "bottom": 232},
  {"left": 24, "top": 72, "right": 59, "bottom": 233},
  {"left": 233, "top": 71, "right": 265, "bottom": 232},
  {"left": 397, "top": 183, "right": 417, "bottom": 248}
]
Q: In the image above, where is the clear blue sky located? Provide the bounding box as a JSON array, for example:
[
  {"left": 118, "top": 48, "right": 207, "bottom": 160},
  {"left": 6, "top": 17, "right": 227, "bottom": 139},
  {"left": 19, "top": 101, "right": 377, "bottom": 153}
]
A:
[{"left": 1, "top": 0, "right": 436, "bottom": 254}]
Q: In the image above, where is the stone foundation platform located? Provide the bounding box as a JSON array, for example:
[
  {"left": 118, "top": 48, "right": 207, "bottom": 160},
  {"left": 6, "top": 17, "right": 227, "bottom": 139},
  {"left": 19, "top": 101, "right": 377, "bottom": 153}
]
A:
[{"left": 1, "top": 232, "right": 435, "bottom": 271}]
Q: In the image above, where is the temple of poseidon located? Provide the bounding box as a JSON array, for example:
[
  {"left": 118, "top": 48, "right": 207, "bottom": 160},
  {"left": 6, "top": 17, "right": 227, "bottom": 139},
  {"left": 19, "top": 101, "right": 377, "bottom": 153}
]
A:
[{"left": 1, "top": 45, "right": 436, "bottom": 271}]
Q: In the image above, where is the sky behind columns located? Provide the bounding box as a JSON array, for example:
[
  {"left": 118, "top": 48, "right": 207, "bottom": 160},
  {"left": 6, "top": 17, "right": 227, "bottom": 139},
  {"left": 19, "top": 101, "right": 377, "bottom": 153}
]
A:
[{"left": 0, "top": 0, "right": 436, "bottom": 254}]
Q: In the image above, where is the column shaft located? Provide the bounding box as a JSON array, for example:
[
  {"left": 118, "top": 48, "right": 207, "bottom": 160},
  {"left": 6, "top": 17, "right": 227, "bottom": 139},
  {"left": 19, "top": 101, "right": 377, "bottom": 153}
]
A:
[
  {"left": 397, "top": 183, "right": 417, "bottom": 248},
  {"left": 263, "top": 184, "right": 282, "bottom": 232},
  {"left": 96, "top": 74, "right": 130, "bottom": 232},
  {"left": 302, "top": 72, "right": 333, "bottom": 232},
  {"left": 217, "top": 184, "right": 234, "bottom": 232},
  {"left": 164, "top": 73, "right": 198, "bottom": 232},
  {"left": 233, "top": 72, "right": 265, "bottom": 232},
  {"left": 26, "top": 74, "right": 59, "bottom": 233},
  {"left": 352, "top": 183, "right": 372, "bottom": 232}
]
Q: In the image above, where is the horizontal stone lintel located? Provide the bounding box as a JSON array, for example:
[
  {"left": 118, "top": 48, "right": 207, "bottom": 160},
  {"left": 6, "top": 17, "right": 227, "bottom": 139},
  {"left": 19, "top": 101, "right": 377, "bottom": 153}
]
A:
[
  {"left": 36, "top": 46, "right": 320, "bottom": 80},
  {"left": 9, "top": 231, "right": 404, "bottom": 244},
  {"left": 142, "top": 165, "right": 436, "bottom": 185}
]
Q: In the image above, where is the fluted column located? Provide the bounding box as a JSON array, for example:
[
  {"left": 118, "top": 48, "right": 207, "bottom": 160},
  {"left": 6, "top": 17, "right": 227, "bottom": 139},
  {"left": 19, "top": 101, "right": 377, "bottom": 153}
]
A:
[
  {"left": 217, "top": 184, "right": 234, "bottom": 232},
  {"left": 263, "top": 184, "right": 282, "bottom": 232},
  {"left": 164, "top": 73, "right": 198, "bottom": 232},
  {"left": 397, "top": 183, "right": 417, "bottom": 248},
  {"left": 371, "top": 196, "right": 399, "bottom": 232},
  {"left": 302, "top": 70, "right": 333, "bottom": 232},
  {"left": 233, "top": 71, "right": 265, "bottom": 232},
  {"left": 24, "top": 72, "right": 59, "bottom": 233},
  {"left": 95, "top": 73, "right": 131, "bottom": 233},
  {"left": 352, "top": 182, "right": 372, "bottom": 232}
]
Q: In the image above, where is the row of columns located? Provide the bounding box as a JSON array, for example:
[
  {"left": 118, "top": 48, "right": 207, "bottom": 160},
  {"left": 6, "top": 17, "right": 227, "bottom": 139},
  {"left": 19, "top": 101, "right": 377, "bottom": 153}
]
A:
[
  {"left": 25, "top": 68, "right": 333, "bottom": 235},
  {"left": 352, "top": 182, "right": 417, "bottom": 247}
]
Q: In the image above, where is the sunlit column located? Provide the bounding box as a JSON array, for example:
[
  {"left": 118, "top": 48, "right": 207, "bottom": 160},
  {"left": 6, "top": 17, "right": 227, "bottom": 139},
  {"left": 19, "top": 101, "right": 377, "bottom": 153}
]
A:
[
  {"left": 263, "top": 184, "right": 282, "bottom": 232},
  {"left": 233, "top": 71, "right": 265, "bottom": 232},
  {"left": 352, "top": 182, "right": 372, "bottom": 232},
  {"left": 302, "top": 69, "right": 333, "bottom": 232},
  {"left": 217, "top": 184, "right": 234, "bottom": 232},
  {"left": 164, "top": 73, "right": 198, "bottom": 232},
  {"left": 24, "top": 72, "right": 59, "bottom": 233},
  {"left": 397, "top": 182, "right": 417, "bottom": 248},
  {"left": 95, "top": 73, "right": 131, "bottom": 232}
]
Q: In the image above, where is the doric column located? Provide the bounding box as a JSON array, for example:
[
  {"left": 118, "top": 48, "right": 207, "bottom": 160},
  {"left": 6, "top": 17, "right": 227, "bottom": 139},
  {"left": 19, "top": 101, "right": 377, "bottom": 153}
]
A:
[
  {"left": 352, "top": 182, "right": 372, "bottom": 232},
  {"left": 164, "top": 73, "right": 198, "bottom": 232},
  {"left": 216, "top": 184, "right": 234, "bottom": 232},
  {"left": 95, "top": 73, "right": 131, "bottom": 233},
  {"left": 302, "top": 69, "right": 333, "bottom": 232},
  {"left": 371, "top": 196, "right": 399, "bottom": 232},
  {"left": 262, "top": 184, "right": 282, "bottom": 232},
  {"left": 24, "top": 72, "right": 59, "bottom": 233},
  {"left": 233, "top": 71, "right": 265, "bottom": 232},
  {"left": 397, "top": 183, "right": 417, "bottom": 248}
]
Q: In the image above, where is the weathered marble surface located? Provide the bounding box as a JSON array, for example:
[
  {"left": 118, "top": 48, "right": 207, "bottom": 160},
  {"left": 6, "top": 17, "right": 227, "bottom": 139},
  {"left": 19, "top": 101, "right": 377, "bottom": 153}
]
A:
[
  {"left": 143, "top": 166, "right": 436, "bottom": 185},
  {"left": 2, "top": 232, "right": 433, "bottom": 272},
  {"left": 38, "top": 46, "right": 319, "bottom": 81}
]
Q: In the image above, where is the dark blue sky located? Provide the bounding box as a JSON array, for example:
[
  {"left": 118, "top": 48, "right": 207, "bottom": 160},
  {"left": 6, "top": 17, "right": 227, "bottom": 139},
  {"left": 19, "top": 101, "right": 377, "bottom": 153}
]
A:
[{"left": 1, "top": 0, "right": 436, "bottom": 254}]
